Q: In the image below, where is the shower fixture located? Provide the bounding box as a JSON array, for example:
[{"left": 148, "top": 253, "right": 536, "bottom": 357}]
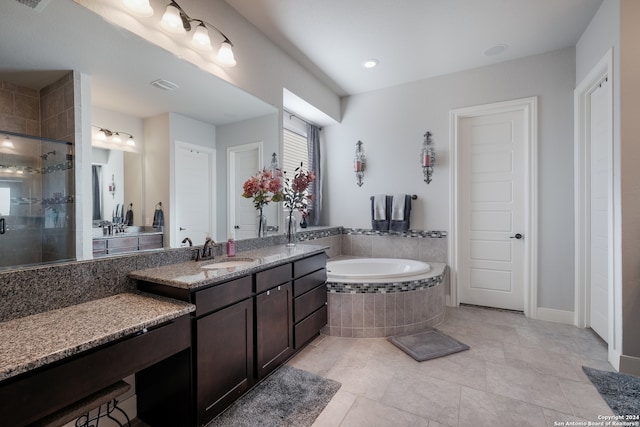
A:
[{"left": 40, "top": 150, "right": 56, "bottom": 160}]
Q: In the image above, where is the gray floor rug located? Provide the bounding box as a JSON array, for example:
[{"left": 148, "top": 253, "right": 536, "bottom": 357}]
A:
[
  {"left": 208, "top": 365, "right": 341, "bottom": 427},
  {"left": 389, "top": 329, "right": 469, "bottom": 362},
  {"left": 583, "top": 366, "right": 640, "bottom": 416}
]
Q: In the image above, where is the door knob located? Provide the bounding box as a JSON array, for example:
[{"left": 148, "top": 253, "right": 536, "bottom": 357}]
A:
[
  {"left": 234, "top": 225, "right": 240, "bottom": 229},
  {"left": 510, "top": 233, "right": 523, "bottom": 240},
  {"left": 180, "top": 227, "right": 186, "bottom": 231}
]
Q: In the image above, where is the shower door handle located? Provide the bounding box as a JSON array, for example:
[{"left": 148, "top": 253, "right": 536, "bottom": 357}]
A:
[{"left": 0, "top": 218, "right": 5, "bottom": 235}]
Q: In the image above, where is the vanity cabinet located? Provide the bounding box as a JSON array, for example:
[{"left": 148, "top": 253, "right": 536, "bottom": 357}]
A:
[
  {"left": 292, "top": 253, "right": 328, "bottom": 348},
  {"left": 193, "top": 275, "right": 253, "bottom": 426},
  {"left": 135, "top": 250, "right": 327, "bottom": 427}
]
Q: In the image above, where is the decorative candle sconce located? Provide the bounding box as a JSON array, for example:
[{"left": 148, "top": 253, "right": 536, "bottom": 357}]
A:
[
  {"left": 270, "top": 152, "right": 279, "bottom": 178},
  {"left": 354, "top": 140, "right": 366, "bottom": 187},
  {"left": 108, "top": 174, "right": 116, "bottom": 198},
  {"left": 421, "top": 131, "right": 436, "bottom": 184}
]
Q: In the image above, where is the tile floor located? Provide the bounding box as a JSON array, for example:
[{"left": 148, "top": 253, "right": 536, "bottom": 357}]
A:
[{"left": 288, "top": 305, "right": 615, "bottom": 427}]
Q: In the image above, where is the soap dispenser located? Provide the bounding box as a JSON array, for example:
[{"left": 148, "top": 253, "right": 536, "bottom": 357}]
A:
[{"left": 226, "top": 234, "right": 236, "bottom": 257}]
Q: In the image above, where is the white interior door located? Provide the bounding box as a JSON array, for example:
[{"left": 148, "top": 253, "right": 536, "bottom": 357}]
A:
[
  {"left": 228, "top": 143, "right": 261, "bottom": 240},
  {"left": 459, "top": 111, "right": 526, "bottom": 311},
  {"left": 175, "top": 142, "right": 215, "bottom": 246},
  {"left": 588, "top": 78, "right": 611, "bottom": 342}
]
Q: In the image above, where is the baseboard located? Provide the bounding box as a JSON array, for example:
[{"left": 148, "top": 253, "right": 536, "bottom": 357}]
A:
[
  {"left": 535, "top": 307, "right": 574, "bottom": 325},
  {"left": 619, "top": 354, "right": 640, "bottom": 376}
]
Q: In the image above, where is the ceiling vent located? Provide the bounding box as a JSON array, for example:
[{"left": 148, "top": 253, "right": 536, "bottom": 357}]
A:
[
  {"left": 14, "top": 0, "right": 51, "bottom": 12},
  {"left": 150, "top": 79, "right": 179, "bottom": 91}
]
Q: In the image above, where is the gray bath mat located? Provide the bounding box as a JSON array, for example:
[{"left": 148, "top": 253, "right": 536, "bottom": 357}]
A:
[
  {"left": 583, "top": 366, "right": 640, "bottom": 416},
  {"left": 389, "top": 329, "right": 469, "bottom": 362},
  {"left": 208, "top": 365, "right": 341, "bottom": 427}
]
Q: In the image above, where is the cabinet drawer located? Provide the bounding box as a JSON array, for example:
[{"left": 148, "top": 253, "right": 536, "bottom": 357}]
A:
[
  {"left": 294, "top": 305, "right": 327, "bottom": 349},
  {"left": 195, "top": 275, "right": 253, "bottom": 317},
  {"left": 139, "top": 234, "right": 163, "bottom": 246},
  {"left": 293, "top": 268, "right": 326, "bottom": 297},
  {"left": 293, "top": 252, "right": 327, "bottom": 278},
  {"left": 107, "top": 237, "right": 138, "bottom": 249},
  {"left": 93, "top": 239, "right": 106, "bottom": 250},
  {"left": 294, "top": 285, "right": 327, "bottom": 323},
  {"left": 255, "top": 263, "right": 291, "bottom": 293}
]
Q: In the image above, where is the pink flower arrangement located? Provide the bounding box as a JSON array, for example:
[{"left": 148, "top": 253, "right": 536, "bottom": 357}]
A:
[
  {"left": 242, "top": 167, "right": 284, "bottom": 210},
  {"left": 283, "top": 163, "right": 315, "bottom": 213}
]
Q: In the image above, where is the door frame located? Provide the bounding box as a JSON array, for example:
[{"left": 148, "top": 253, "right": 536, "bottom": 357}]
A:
[
  {"left": 173, "top": 140, "right": 216, "bottom": 247},
  {"left": 574, "top": 48, "right": 619, "bottom": 368},
  {"left": 449, "top": 97, "right": 538, "bottom": 318},
  {"left": 227, "top": 141, "right": 263, "bottom": 238}
]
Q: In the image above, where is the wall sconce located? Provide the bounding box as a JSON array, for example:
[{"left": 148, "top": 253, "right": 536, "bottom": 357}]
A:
[
  {"left": 122, "top": 0, "right": 236, "bottom": 67},
  {"left": 93, "top": 125, "right": 136, "bottom": 147},
  {"left": 109, "top": 174, "right": 116, "bottom": 198},
  {"left": 2, "top": 135, "right": 14, "bottom": 149},
  {"left": 421, "top": 131, "right": 436, "bottom": 184},
  {"left": 354, "top": 140, "right": 366, "bottom": 187},
  {"left": 270, "top": 152, "right": 279, "bottom": 178}
]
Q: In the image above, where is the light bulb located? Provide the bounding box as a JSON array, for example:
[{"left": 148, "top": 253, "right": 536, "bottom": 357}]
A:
[
  {"left": 161, "top": 3, "right": 186, "bottom": 35},
  {"left": 111, "top": 132, "right": 122, "bottom": 144},
  {"left": 1, "top": 136, "right": 14, "bottom": 149},
  {"left": 95, "top": 129, "right": 107, "bottom": 140},
  {"left": 216, "top": 41, "right": 236, "bottom": 67},
  {"left": 192, "top": 23, "right": 212, "bottom": 50},
  {"left": 122, "top": 0, "right": 153, "bottom": 17},
  {"left": 127, "top": 136, "right": 136, "bottom": 147}
]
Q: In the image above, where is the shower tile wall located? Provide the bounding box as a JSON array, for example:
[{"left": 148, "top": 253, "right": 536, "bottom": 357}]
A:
[
  {"left": 0, "top": 81, "right": 41, "bottom": 136},
  {"left": 40, "top": 72, "right": 75, "bottom": 143}
]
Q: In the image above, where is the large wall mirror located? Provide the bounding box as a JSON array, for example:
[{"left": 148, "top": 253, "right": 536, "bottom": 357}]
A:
[{"left": 0, "top": 0, "right": 280, "bottom": 265}]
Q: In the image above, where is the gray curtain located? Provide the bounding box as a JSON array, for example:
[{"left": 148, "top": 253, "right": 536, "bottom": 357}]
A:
[{"left": 306, "top": 124, "right": 322, "bottom": 225}]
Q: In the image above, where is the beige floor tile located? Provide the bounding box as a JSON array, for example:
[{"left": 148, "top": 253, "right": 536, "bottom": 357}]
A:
[
  {"left": 325, "top": 353, "right": 396, "bottom": 401},
  {"left": 382, "top": 368, "right": 461, "bottom": 426},
  {"left": 311, "top": 389, "right": 358, "bottom": 427},
  {"left": 340, "top": 396, "right": 430, "bottom": 427},
  {"left": 558, "top": 378, "right": 614, "bottom": 420},
  {"left": 542, "top": 408, "right": 593, "bottom": 427},
  {"left": 410, "top": 352, "right": 487, "bottom": 391},
  {"left": 434, "top": 328, "right": 507, "bottom": 364},
  {"left": 458, "top": 386, "right": 547, "bottom": 427},
  {"left": 486, "top": 361, "right": 573, "bottom": 413}
]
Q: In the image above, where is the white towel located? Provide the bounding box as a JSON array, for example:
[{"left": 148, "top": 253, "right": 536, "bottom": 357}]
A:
[
  {"left": 374, "top": 195, "right": 386, "bottom": 220},
  {"left": 391, "top": 194, "right": 406, "bottom": 220}
]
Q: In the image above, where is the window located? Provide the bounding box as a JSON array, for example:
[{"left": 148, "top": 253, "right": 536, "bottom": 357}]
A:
[{"left": 282, "top": 127, "right": 308, "bottom": 176}]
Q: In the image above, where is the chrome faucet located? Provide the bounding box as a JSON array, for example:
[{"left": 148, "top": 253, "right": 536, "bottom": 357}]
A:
[
  {"left": 181, "top": 237, "right": 193, "bottom": 246},
  {"left": 200, "top": 237, "right": 216, "bottom": 260}
]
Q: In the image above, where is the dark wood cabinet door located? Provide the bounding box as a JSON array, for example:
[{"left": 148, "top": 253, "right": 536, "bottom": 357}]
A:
[
  {"left": 255, "top": 282, "right": 294, "bottom": 379},
  {"left": 196, "top": 298, "right": 254, "bottom": 426}
]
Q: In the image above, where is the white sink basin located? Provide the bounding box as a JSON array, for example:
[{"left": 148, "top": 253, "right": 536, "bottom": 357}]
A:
[{"left": 201, "top": 259, "right": 255, "bottom": 270}]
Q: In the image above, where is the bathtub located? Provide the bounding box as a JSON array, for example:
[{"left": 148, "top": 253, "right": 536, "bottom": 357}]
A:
[
  {"left": 324, "top": 257, "right": 447, "bottom": 338},
  {"left": 327, "top": 257, "right": 431, "bottom": 283}
]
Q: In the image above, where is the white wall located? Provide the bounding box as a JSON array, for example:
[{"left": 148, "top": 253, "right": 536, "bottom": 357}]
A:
[
  {"left": 215, "top": 113, "right": 280, "bottom": 238},
  {"left": 323, "top": 48, "right": 576, "bottom": 312}
]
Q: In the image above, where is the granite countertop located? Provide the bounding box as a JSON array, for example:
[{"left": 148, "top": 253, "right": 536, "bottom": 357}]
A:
[
  {"left": 129, "top": 243, "right": 328, "bottom": 290},
  {"left": 0, "top": 293, "right": 195, "bottom": 382}
]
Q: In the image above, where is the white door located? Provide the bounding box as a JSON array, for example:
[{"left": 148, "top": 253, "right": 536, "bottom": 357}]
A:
[
  {"left": 459, "top": 111, "right": 526, "bottom": 311},
  {"left": 228, "top": 143, "right": 261, "bottom": 240},
  {"left": 175, "top": 142, "right": 215, "bottom": 246},
  {"left": 588, "top": 78, "right": 611, "bottom": 342}
]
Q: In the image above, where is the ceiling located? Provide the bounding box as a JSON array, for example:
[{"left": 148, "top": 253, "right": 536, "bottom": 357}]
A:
[
  {"left": 0, "top": 0, "right": 275, "bottom": 126},
  {"left": 225, "top": 0, "right": 604, "bottom": 96}
]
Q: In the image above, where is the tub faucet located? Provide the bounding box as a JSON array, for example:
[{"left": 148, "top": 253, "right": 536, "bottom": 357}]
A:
[{"left": 200, "top": 237, "right": 215, "bottom": 260}]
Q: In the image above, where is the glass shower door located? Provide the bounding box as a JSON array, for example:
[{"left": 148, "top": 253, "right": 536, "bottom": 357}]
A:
[{"left": 0, "top": 132, "right": 75, "bottom": 269}]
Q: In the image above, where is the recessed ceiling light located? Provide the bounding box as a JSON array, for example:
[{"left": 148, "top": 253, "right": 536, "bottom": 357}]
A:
[
  {"left": 362, "top": 59, "right": 379, "bottom": 69},
  {"left": 483, "top": 44, "right": 508, "bottom": 57}
]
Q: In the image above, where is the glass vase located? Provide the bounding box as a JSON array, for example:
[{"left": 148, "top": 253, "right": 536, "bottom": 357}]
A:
[
  {"left": 285, "top": 212, "right": 298, "bottom": 247},
  {"left": 256, "top": 208, "right": 267, "bottom": 238}
]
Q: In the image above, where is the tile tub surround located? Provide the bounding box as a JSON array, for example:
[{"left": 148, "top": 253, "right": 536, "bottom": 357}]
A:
[
  {"left": 0, "top": 292, "right": 194, "bottom": 382},
  {"left": 324, "top": 263, "right": 447, "bottom": 338}
]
